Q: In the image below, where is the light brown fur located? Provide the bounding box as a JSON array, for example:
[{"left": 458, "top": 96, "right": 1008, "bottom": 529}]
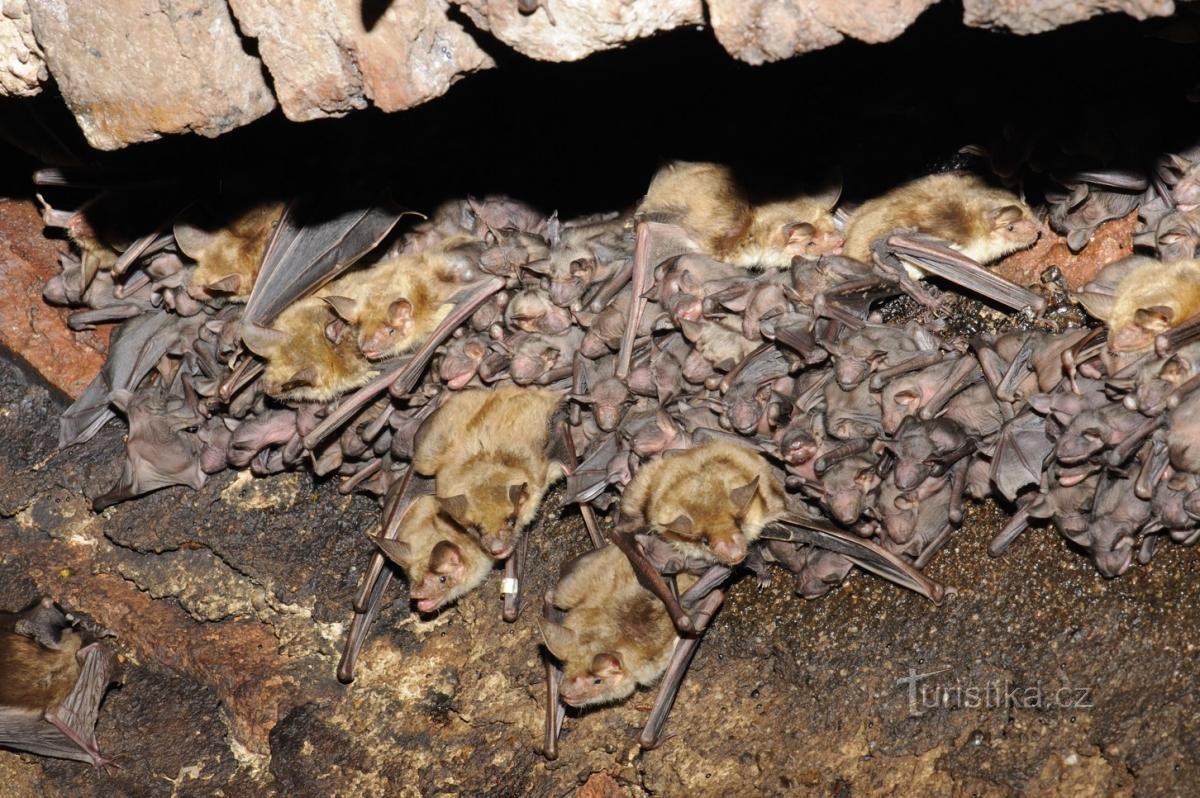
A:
[
  {"left": 539, "top": 545, "right": 680, "bottom": 707},
  {"left": 843, "top": 172, "right": 1040, "bottom": 274},
  {"left": 621, "top": 439, "right": 787, "bottom": 565},
  {"left": 1105, "top": 259, "right": 1200, "bottom": 352},
  {"left": 322, "top": 236, "right": 478, "bottom": 360},
  {"left": 413, "top": 386, "right": 565, "bottom": 558},
  {"left": 0, "top": 627, "right": 81, "bottom": 709},
  {"left": 639, "top": 161, "right": 842, "bottom": 269},
  {"left": 182, "top": 202, "right": 284, "bottom": 302},
  {"left": 248, "top": 297, "right": 378, "bottom": 402},
  {"left": 373, "top": 495, "right": 495, "bottom": 613}
]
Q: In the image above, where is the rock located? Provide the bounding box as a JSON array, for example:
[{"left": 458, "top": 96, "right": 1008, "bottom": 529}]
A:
[
  {"left": 962, "top": 0, "right": 1175, "bottom": 35},
  {"left": 227, "top": 0, "right": 493, "bottom": 121},
  {"left": 0, "top": 0, "right": 46, "bottom": 97},
  {"left": 993, "top": 210, "right": 1137, "bottom": 290},
  {"left": 0, "top": 199, "right": 107, "bottom": 398},
  {"left": 451, "top": 0, "right": 704, "bottom": 62},
  {"left": 25, "top": 0, "right": 275, "bottom": 150},
  {"left": 707, "top": 0, "right": 937, "bottom": 64}
]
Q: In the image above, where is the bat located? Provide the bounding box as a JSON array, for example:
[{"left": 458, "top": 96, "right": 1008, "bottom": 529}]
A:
[
  {"left": 0, "top": 598, "right": 117, "bottom": 766},
  {"left": 1074, "top": 257, "right": 1200, "bottom": 353},
  {"left": 178, "top": 200, "right": 284, "bottom": 302}
]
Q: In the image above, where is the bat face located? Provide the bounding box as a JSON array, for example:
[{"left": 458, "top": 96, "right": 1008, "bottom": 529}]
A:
[
  {"left": 407, "top": 539, "right": 492, "bottom": 613},
  {"left": 559, "top": 652, "right": 630, "bottom": 707},
  {"left": 1104, "top": 261, "right": 1200, "bottom": 353},
  {"left": 182, "top": 202, "right": 284, "bottom": 302},
  {"left": 438, "top": 471, "right": 531, "bottom": 559}
]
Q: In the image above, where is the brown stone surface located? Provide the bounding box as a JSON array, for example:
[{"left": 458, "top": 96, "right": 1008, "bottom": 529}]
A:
[
  {"left": 993, "top": 210, "right": 1138, "bottom": 290},
  {"left": 452, "top": 0, "right": 703, "bottom": 62},
  {"left": 0, "top": 198, "right": 107, "bottom": 398},
  {"left": 0, "top": 342, "right": 1197, "bottom": 793},
  {"left": 228, "top": 0, "right": 493, "bottom": 121},
  {"left": 25, "top": 0, "right": 276, "bottom": 150},
  {"left": 963, "top": 0, "right": 1175, "bottom": 34},
  {"left": 0, "top": 0, "right": 46, "bottom": 97},
  {"left": 708, "top": 0, "right": 938, "bottom": 63}
]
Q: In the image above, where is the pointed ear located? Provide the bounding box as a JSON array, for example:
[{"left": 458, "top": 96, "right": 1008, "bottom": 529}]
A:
[
  {"left": 281, "top": 366, "right": 318, "bottom": 393},
  {"left": 206, "top": 274, "right": 242, "bottom": 294},
  {"left": 537, "top": 619, "right": 577, "bottom": 661},
  {"left": 429, "top": 540, "right": 464, "bottom": 573},
  {"left": 989, "top": 205, "right": 1025, "bottom": 226},
  {"left": 325, "top": 318, "right": 349, "bottom": 345},
  {"left": 663, "top": 514, "right": 696, "bottom": 538},
  {"left": 323, "top": 295, "right": 358, "bottom": 322},
  {"left": 783, "top": 221, "right": 815, "bottom": 242},
  {"left": 370, "top": 535, "right": 412, "bottom": 566},
  {"left": 388, "top": 298, "right": 413, "bottom": 327},
  {"left": 591, "top": 652, "right": 624, "bottom": 676},
  {"left": 729, "top": 475, "right": 760, "bottom": 513},
  {"left": 1134, "top": 305, "right": 1175, "bottom": 331},
  {"left": 509, "top": 482, "right": 529, "bottom": 508},
  {"left": 240, "top": 322, "right": 288, "bottom": 357},
  {"left": 439, "top": 494, "right": 470, "bottom": 521},
  {"left": 172, "top": 221, "right": 215, "bottom": 258}
]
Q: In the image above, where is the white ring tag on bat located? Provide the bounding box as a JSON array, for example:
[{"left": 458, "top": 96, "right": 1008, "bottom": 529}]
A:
[{"left": 501, "top": 577, "right": 520, "bottom": 595}]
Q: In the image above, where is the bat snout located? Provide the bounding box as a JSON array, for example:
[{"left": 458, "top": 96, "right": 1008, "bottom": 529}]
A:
[
  {"left": 482, "top": 537, "right": 514, "bottom": 559},
  {"left": 709, "top": 533, "right": 747, "bottom": 565}
]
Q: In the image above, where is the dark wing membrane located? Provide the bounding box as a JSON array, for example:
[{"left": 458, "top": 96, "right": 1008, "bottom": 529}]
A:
[{"left": 243, "top": 197, "right": 403, "bottom": 325}]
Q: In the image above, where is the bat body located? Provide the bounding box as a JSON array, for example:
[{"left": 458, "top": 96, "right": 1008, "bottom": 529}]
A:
[
  {"left": 539, "top": 545, "right": 678, "bottom": 707},
  {"left": 1077, "top": 258, "right": 1200, "bottom": 353},
  {"left": 0, "top": 599, "right": 116, "bottom": 766},
  {"left": 179, "top": 201, "right": 284, "bottom": 302},
  {"left": 242, "top": 297, "right": 378, "bottom": 402},
  {"left": 843, "top": 172, "right": 1040, "bottom": 277},
  {"left": 323, "top": 237, "right": 481, "bottom": 360},
  {"left": 639, "top": 162, "right": 842, "bottom": 269},
  {"left": 412, "top": 386, "right": 565, "bottom": 558},
  {"left": 620, "top": 439, "right": 786, "bottom": 566},
  {"left": 370, "top": 495, "right": 495, "bottom": 612}
]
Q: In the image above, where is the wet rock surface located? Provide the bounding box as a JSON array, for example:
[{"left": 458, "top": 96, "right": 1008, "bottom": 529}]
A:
[{"left": 0, "top": 342, "right": 1197, "bottom": 793}]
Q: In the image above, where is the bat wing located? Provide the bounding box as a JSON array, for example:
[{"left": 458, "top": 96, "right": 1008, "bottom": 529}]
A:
[
  {"left": 59, "top": 310, "right": 179, "bottom": 449},
  {"left": 763, "top": 511, "right": 948, "bottom": 603},
  {"left": 242, "top": 197, "right": 404, "bottom": 326},
  {"left": 0, "top": 643, "right": 116, "bottom": 765},
  {"left": 562, "top": 433, "right": 619, "bottom": 504},
  {"left": 990, "top": 411, "right": 1052, "bottom": 502}
]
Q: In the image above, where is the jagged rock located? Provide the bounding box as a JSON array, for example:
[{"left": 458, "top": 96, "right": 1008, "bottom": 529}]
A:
[
  {"left": 962, "top": 0, "right": 1175, "bottom": 34},
  {"left": 451, "top": 0, "right": 704, "bottom": 62},
  {"left": 227, "top": 0, "right": 494, "bottom": 121},
  {"left": 0, "top": 0, "right": 46, "bottom": 97},
  {"left": 25, "top": 0, "right": 275, "bottom": 150}
]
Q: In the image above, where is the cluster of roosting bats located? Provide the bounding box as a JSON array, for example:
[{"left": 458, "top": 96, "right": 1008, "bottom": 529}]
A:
[{"left": 7, "top": 136, "right": 1200, "bottom": 766}]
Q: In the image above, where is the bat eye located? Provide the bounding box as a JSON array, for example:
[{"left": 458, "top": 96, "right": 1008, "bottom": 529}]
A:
[
  {"left": 592, "top": 677, "right": 603, "bottom": 685},
  {"left": 1006, "top": 224, "right": 1015, "bottom": 232},
  {"left": 438, "top": 575, "right": 447, "bottom": 584}
]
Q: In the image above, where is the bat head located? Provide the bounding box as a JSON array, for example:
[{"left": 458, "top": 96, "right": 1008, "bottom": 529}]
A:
[
  {"left": 439, "top": 337, "right": 488, "bottom": 389},
  {"left": 881, "top": 485, "right": 919, "bottom": 544},
  {"left": 1173, "top": 170, "right": 1200, "bottom": 211},
  {"left": 777, "top": 426, "right": 819, "bottom": 466},
  {"left": 822, "top": 457, "right": 879, "bottom": 525},
  {"left": 1155, "top": 211, "right": 1200, "bottom": 262},
  {"left": 408, "top": 540, "right": 474, "bottom": 613},
  {"left": 549, "top": 254, "right": 596, "bottom": 307},
  {"left": 355, "top": 298, "right": 416, "bottom": 360},
  {"left": 438, "top": 478, "right": 531, "bottom": 559},
  {"left": 653, "top": 475, "right": 761, "bottom": 565},
  {"left": 1110, "top": 305, "right": 1176, "bottom": 353},
  {"left": 539, "top": 620, "right": 633, "bottom": 707}
]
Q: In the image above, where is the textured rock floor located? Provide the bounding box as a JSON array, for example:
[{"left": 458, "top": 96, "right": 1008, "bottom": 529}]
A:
[{"left": 1, "top": 339, "right": 1198, "bottom": 796}]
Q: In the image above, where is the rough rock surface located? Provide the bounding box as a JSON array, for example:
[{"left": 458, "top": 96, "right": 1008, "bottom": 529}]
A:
[
  {"left": 0, "top": 338, "right": 1197, "bottom": 793},
  {"left": 452, "top": 0, "right": 704, "bottom": 62},
  {"left": 994, "top": 209, "right": 1138, "bottom": 290},
  {"left": 0, "top": 199, "right": 107, "bottom": 398},
  {"left": 707, "top": 0, "right": 939, "bottom": 64},
  {"left": 24, "top": 0, "right": 276, "bottom": 150},
  {"left": 0, "top": 0, "right": 46, "bottom": 97},
  {"left": 227, "top": 0, "right": 494, "bottom": 121},
  {"left": 963, "top": 0, "right": 1175, "bottom": 34}
]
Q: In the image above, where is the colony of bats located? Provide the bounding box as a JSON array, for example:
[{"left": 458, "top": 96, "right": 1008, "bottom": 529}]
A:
[{"left": 8, "top": 135, "right": 1200, "bottom": 764}]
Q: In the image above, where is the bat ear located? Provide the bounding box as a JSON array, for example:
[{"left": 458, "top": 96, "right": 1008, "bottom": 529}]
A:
[
  {"left": 388, "top": 298, "right": 413, "bottom": 327},
  {"left": 679, "top": 319, "right": 704, "bottom": 342},
  {"left": 240, "top": 322, "right": 288, "bottom": 357},
  {"left": 729, "top": 475, "right": 760, "bottom": 513},
  {"left": 1072, "top": 290, "right": 1115, "bottom": 322},
  {"left": 1134, "top": 305, "right": 1175, "bottom": 331},
  {"left": 370, "top": 535, "right": 413, "bottom": 566},
  {"left": 172, "top": 220, "right": 216, "bottom": 259},
  {"left": 522, "top": 258, "right": 552, "bottom": 276},
  {"left": 663, "top": 514, "right": 696, "bottom": 538},
  {"left": 590, "top": 651, "right": 624, "bottom": 676},
  {"left": 205, "top": 274, "right": 242, "bottom": 294},
  {"left": 107, "top": 388, "right": 135, "bottom": 413},
  {"left": 429, "top": 540, "right": 464, "bottom": 573},
  {"left": 281, "top": 366, "right": 319, "bottom": 393},
  {"left": 537, "top": 619, "right": 577, "bottom": 661},
  {"left": 323, "top": 295, "right": 358, "bottom": 322},
  {"left": 439, "top": 493, "right": 470, "bottom": 521},
  {"left": 989, "top": 205, "right": 1025, "bottom": 227},
  {"left": 783, "top": 221, "right": 815, "bottom": 244},
  {"left": 508, "top": 482, "right": 529, "bottom": 508}
]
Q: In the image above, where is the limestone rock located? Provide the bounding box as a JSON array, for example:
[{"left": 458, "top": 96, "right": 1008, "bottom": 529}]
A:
[
  {"left": 227, "top": 0, "right": 494, "bottom": 121},
  {"left": 451, "top": 0, "right": 704, "bottom": 62},
  {"left": 963, "top": 0, "right": 1175, "bottom": 35},
  {"left": 0, "top": 0, "right": 46, "bottom": 97},
  {"left": 25, "top": 0, "right": 275, "bottom": 150}
]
